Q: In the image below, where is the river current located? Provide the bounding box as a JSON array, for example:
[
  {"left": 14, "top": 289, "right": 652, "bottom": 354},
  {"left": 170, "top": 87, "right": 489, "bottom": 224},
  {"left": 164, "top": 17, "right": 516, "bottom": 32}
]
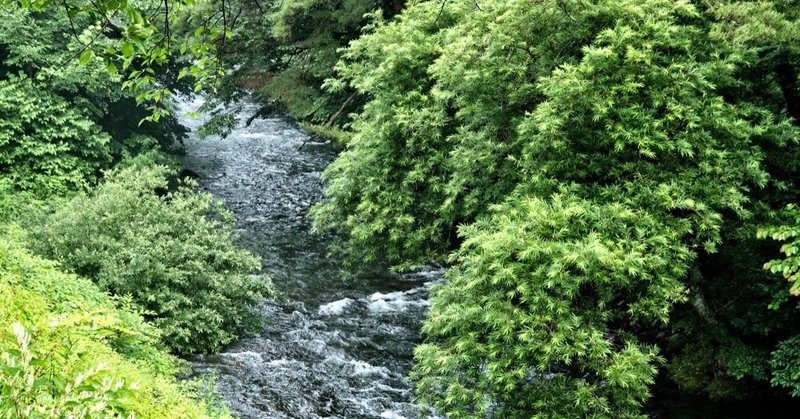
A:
[
  {"left": 176, "top": 96, "right": 800, "bottom": 419},
  {"left": 180, "top": 96, "right": 438, "bottom": 418}
]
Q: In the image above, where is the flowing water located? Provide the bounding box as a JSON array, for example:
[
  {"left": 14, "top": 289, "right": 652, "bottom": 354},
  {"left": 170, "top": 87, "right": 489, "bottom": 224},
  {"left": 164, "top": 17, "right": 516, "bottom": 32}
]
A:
[
  {"left": 180, "top": 96, "right": 440, "bottom": 418},
  {"left": 177, "top": 96, "right": 800, "bottom": 419}
]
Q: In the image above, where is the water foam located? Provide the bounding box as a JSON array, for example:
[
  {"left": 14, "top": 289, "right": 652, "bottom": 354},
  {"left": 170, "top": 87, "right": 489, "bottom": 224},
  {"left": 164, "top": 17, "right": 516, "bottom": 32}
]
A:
[
  {"left": 368, "top": 289, "right": 430, "bottom": 314},
  {"left": 318, "top": 298, "right": 354, "bottom": 315}
]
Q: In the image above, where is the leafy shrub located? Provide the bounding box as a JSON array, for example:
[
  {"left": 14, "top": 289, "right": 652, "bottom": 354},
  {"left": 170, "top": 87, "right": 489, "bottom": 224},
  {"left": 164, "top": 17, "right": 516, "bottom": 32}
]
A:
[
  {"left": 26, "top": 164, "right": 271, "bottom": 354},
  {"left": 0, "top": 179, "right": 38, "bottom": 225},
  {"left": 759, "top": 204, "right": 800, "bottom": 297},
  {"left": 0, "top": 232, "right": 230, "bottom": 418},
  {"left": 0, "top": 77, "right": 112, "bottom": 195},
  {"left": 770, "top": 336, "right": 800, "bottom": 396},
  {"left": 758, "top": 206, "right": 800, "bottom": 397}
]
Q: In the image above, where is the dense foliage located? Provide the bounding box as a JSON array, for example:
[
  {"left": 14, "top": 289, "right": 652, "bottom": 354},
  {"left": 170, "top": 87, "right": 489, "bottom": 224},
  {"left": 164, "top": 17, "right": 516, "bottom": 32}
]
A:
[
  {"left": 25, "top": 164, "right": 271, "bottom": 354},
  {"left": 0, "top": 233, "right": 229, "bottom": 417},
  {"left": 191, "top": 0, "right": 405, "bottom": 136},
  {"left": 256, "top": 0, "right": 404, "bottom": 124},
  {"left": 0, "top": 7, "right": 188, "bottom": 195},
  {"left": 0, "top": 3, "right": 268, "bottom": 415},
  {"left": 5, "top": 0, "right": 800, "bottom": 415},
  {"left": 0, "top": 78, "right": 112, "bottom": 195},
  {"left": 310, "top": 0, "right": 800, "bottom": 415},
  {"left": 414, "top": 195, "right": 691, "bottom": 416}
]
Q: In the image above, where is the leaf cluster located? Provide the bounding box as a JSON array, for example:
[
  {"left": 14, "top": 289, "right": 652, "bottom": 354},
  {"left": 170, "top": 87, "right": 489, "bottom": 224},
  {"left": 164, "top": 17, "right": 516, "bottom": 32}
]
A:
[
  {"left": 25, "top": 164, "right": 272, "bottom": 354},
  {"left": 312, "top": 0, "right": 800, "bottom": 414},
  {"left": 0, "top": 232, "right": 231, "bottom": 417}
]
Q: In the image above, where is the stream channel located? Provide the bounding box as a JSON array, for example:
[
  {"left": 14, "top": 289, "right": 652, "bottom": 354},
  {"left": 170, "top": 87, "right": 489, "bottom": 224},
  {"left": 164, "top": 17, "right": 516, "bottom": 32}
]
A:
[
  {"left": 177, "top": 96, "right": 799, "bottom": 419},
  {"left": 181, "top": 96, "right": 439, "bottom": 418}
]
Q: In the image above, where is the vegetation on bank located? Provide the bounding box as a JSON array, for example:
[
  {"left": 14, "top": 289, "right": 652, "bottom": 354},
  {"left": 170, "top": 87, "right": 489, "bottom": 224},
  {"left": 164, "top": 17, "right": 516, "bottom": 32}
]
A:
[
  {"left": 0, "top": 4, "right": 270, "bottom": 417},
  {"left": 3, "top": 0, "right": 800, "bottom": 417},
  {"left": 191, "top": 0, "right": 405, "bottom": 140},
  {"left": 0, "top": 233, "right": 231, "bottom": 417},
  {"left": 302, "top": 0, "right": 800, "bottom": 416},
  {"left": 24, "top": 163, "right": 271, "bottom": 355}
]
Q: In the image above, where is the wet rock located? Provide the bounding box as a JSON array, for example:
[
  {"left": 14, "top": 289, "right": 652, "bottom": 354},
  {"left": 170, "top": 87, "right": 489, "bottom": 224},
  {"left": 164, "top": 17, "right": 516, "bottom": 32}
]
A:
[{"left": 179, "top": 168, "right": 201, "bottom": 179}]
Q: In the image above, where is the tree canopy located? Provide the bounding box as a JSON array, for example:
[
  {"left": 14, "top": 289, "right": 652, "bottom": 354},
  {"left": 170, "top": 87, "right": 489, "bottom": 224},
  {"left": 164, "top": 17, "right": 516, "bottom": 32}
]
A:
[
  {"left": 4, "top": 0, "right": 800, "bottom": 416},
  {"left": 0, "top": 1, "right": 268, "bottom": 415},
  {"left": 308, "top": 0, "right": 800, "bottom": 415}
]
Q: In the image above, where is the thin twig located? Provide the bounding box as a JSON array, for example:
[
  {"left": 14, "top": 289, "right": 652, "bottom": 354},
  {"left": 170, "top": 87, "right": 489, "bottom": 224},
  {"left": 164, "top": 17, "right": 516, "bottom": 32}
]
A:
[
  {"left": 434, "top": 0, "right": 448, "bottom": 24},
  {"left": 164, "top": 0, "right": 171, "bottom": 50},
  {"left": 57, "top": 20, "right": 110, "bottom": 69},
  {"left": 297, "top": 134, "right": 320, "bottom": 151},
  {"left": 231, "top": 2, "right": 245, "bottom": 28},
  {"left": 61, "top": 0, "right": 85, "bottom": 45},
  {"left": 556, "top": 0, "right": 579, "bottom": 23},
  {"left": 325, "top": 91, "right": 357, "bottom": 127},
  {"left": 221, "top": 0, "right": 227, "bottom": 53}
]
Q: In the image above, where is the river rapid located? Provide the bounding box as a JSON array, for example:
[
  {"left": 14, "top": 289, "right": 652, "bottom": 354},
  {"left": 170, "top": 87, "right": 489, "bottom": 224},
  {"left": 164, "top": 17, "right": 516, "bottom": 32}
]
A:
[{"left": 180, "top": 96, "right": 439, "bottom": 419}]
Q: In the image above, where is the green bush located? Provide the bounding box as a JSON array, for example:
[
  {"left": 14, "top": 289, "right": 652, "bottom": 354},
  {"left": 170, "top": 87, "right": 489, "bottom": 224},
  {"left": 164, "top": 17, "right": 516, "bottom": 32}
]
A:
[
  {"left": 412, "top": 195, "right": 691, "bottom": 417},
  {"left": 0, "top": 77, "right": 112, "bottom": 195},
  {"left": 0, "top": 7, "right": 189, "bottom": 160},
  {"left": 26, "top": 164, "right": 271, "bottom": 354},
  {"left": 0, "top": 231, "right": 230, "bottom": 418}
]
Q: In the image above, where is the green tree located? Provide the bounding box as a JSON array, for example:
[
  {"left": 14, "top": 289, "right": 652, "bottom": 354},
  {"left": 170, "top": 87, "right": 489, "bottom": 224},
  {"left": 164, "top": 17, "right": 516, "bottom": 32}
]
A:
[
  {"left": 312, "top": 0, "right": 800, "bottom": 415},
  {"left": 0, "top": 7, "right": 191, "bottom": 195},
  {"left": 0, "top": 77, "right": 112, "bottom": 195},
  {"left": 193, "top": 0, "right": 405, "bottom": 139},
  {"left": 260, "top": 0, "right": 404, "bottom": 124}
]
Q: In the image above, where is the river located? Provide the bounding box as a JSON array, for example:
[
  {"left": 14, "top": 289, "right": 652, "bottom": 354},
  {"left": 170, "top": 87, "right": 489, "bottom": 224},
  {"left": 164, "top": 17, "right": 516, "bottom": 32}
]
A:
[
  {"left": 180, "top": 96, "right": 439, "bottom": 418},
  {"left": 177, "top": 96, "right": 800, "bottom": 419}
]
